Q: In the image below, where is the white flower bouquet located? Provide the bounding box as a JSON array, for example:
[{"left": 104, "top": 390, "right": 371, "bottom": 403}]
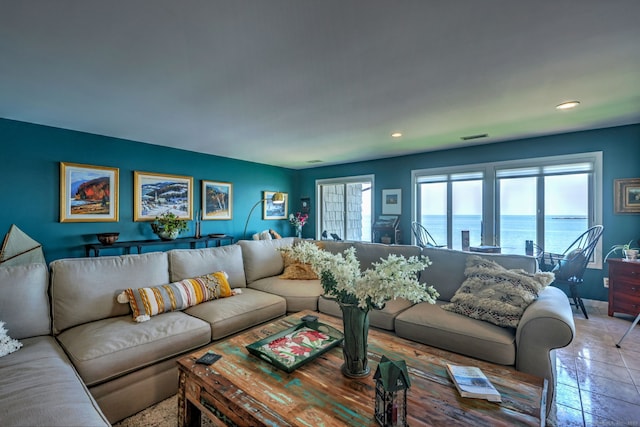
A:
[{"left": 280, "top": 241, "right": 439, "bottom": 309}]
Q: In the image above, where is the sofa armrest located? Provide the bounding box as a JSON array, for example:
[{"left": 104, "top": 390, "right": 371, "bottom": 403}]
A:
[{"left": 515, "top": 286, "right": 575, "bottom": 410}]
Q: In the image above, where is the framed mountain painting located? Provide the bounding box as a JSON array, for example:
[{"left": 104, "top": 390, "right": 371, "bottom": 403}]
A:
[{"left": 59, "top": 162, "right": 119, "bottom": 222}]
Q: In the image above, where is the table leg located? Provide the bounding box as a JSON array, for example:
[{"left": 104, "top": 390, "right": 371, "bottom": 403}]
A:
[{"left": 178, "top": 371, "right": 201, "bottom": 427}]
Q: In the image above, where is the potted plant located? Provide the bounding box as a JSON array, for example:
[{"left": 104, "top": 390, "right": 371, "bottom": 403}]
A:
[
  {"left": 151, "top": 212, "right": 188, "bottom": 240},
  {"left": 604, "top": 240, "right": 640, "bottom": 261}
]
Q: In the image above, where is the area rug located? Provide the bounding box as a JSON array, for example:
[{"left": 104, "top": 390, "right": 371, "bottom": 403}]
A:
[{"left": 112, "top": 395, "right": 213, "bottom": 427}]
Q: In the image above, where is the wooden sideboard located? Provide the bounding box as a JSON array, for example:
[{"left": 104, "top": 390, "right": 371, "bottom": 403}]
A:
[{"left": 608, "top": 259, "right": 640, "bottom": 317}]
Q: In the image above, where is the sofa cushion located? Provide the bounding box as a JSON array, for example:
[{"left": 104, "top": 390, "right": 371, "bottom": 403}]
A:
[
  {"left": 123, "top": 272, "right": 233, "bottom": 322},
  {"left": 248, "top": 276, "right": 323, "bottom": 312},
  {"left": 51, "top": 252, "right": 170, "bottom": 335},
  {"left": 0, "top": 336, "right": 110, "bottom": 426},
  {"left": 318, "top": 296, "right": 414, "bottom": 331},
  {"left": 56, "top": 312, "right": 210, "bottom": 387},
  {"left": 395, "top": 301, "right": 517, "bottom": 365},
  {"left": 313, "top": 240, "right": 351, "bottom": 255},
  {"left": 421, "top": 247, "right": 538, "bottom": 301},
  {"left": 238, "top": 238, "right": 295, "bottom": 283},
  {"left": 441, "top": 255, "right": 554, "bottom": 328},
  {"left": 0, "top": 263, "right": 50, "bottom": 340},
  {"left": 185, "top": 288, "right": 286, "bottom": 340},
  {"left": 352, "top": 242, "right": 422, "bottom": 271},
  {"left": 168, "top": 244, "right": 247, "bottom": 288}
]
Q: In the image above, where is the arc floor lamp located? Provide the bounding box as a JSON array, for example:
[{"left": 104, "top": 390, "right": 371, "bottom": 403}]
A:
[{"left": 242, "top": 192, "right": 285, "bottom": 240}]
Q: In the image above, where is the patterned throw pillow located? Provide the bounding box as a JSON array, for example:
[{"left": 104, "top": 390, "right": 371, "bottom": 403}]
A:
[
  {"left": 441, "top": 256, "right": 555, "bottom": 328},
  {"left": 120, "top": 271, "right": 233, "bottom": 322}
]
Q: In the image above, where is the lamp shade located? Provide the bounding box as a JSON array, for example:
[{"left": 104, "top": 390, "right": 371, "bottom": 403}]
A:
[{"left": 271, "top": 192, "right": 285, "bottom": 204}]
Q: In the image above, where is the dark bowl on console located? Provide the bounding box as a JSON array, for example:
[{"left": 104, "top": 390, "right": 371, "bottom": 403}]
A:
[{"left": 96, "top": 232, "right": 120, "bottom": 245}]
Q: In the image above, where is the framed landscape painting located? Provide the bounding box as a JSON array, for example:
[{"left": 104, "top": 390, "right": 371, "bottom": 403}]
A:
[
  {"left": 134, "top": 171, "right": 193, "bottom": 221},
  {"left": 614, "top": 178, "right": 640, "bottom": 213},
  {"left": 263, "top": 191, "right": 288, "bottom": 220},
  {"left": 202, "top": 180, "right": 232, "bottom": 220},
  {"left": 59, "top": 162, "right": 119, "bottom": 222}
]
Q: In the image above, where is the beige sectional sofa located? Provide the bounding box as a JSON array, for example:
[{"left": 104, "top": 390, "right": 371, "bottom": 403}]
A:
[
  {"left": 0, "top": 263, "right": 110, "bottom": 427},
  {"left": 0, "top": 237, "right": 575, "bottom": 425}
]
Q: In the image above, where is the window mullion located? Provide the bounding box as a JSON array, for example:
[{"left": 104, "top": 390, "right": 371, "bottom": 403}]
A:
[
  {"left": 446, "top": 181, "right": 453, "bottom": 247},
  {"left": 536, "top": 176, "right": 545, "bottom": 250}
]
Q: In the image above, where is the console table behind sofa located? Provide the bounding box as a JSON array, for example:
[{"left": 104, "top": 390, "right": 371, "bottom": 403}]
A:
[{"left": 85, "top": 235, "right": 234, "bottom": 257}]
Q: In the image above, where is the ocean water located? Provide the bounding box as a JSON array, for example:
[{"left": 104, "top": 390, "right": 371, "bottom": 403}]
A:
[{"left": 421, "top": 215, "right": 588, "bottom": 254}]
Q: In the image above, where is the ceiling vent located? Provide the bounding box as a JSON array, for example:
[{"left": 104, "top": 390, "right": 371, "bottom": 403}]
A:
[{"left": 461, "top": 133, "right": 488, "bottom": 141}]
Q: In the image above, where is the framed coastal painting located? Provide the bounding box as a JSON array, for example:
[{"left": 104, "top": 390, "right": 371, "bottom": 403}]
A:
[
  {"left": 202, "top": 180, "right": 232, "bottom": 220},
  {"left": 59, "top": 162, "right": 119, "bottom": 222},
  {"left": 263, "top": 191, "right": 288, "bottom": 220},
  {"left": 134, "top": 171, "right": 193, "bottom": 221},
  {"left": 614, "top": 178, "right": 640, "bottom": 213},
  {"left": 382, "top": 188, "right": 401, "bottom": 215}
]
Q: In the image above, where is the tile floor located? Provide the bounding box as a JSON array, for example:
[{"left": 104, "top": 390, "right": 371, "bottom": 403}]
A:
[{"left": 554, "top": 300, "right": 640, "bottom": 426}]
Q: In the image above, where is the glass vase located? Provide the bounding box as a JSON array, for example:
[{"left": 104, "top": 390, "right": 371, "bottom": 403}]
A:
[
  {"left": 296, "top": 225, "right": 303, "bottom": 239},
  {"left": 338, "top": 302, "right": 370, "bottom": 378}
]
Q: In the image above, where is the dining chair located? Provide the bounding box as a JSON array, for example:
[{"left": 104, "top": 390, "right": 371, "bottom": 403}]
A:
[
  {"left": 539, "top": 225, "right": 604, "bottom": 319},
  {"left": 411, "top": 221, "right": 446, "bottom": 248}
]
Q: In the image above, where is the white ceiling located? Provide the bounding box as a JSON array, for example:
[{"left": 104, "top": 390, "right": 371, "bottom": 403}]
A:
[{"left": 1, "top": 1, "right": 639, "bottom": 169}]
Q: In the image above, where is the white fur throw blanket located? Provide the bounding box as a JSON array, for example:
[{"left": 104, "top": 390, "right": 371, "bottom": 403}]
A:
[{"left": 0, "top": 321, "right": 22, "bottom": 357}]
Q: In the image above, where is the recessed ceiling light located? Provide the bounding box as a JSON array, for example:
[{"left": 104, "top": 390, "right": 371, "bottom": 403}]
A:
[
  {"left": 556, "top": 101, "right": 581, "bottom": 110},
  {"left": 391, "top": 132, "right": 402, "bottom": 138}
]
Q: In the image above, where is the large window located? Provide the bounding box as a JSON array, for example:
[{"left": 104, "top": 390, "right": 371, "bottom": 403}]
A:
[
  {"left": 316, "top": 175, "right": 374, "bottom": 241},
  {"left": 412, "top": 152, "right": 603, "bottom": 267},
  {"left": 417, "top": 172, "right": 483, "bottom": 248}
]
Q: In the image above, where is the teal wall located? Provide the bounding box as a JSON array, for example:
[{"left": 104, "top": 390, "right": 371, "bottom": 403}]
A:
[
  {"left": 0, "top": 118, "right": 296, "bottom": 261},
  {"left": 1, "top": 117, "right": 639, "bottom": 301},
  {"left": 298, "top": 124, "right": 640, "bottom": 301}
]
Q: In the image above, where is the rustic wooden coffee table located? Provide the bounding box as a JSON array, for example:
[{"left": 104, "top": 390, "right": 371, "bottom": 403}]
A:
[{"left": 177, "top": 311, "right": 547, "bottom": 426}]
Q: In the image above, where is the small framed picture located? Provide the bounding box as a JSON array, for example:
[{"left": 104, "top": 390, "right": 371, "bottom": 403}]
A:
[
  {"left": 614, "top": 178, "right": 640, "bottom": 213},
  {"left": 134, "top": 171, "right": 193, "bottom": 221},
  {"left": 382, "top": 188, "right": 402, "bottom": 215},
  {"left": 263, "top": 191, "right": 288, "bottom": 220},
  {"left": 202, "top": 180, "right": 232, "bottom": 220},
  {"left": 301, "top": 197, "right": 310, "bottom": 213},
  {"left": 59, "top": 162, "right": 119, "bottom": 222}
]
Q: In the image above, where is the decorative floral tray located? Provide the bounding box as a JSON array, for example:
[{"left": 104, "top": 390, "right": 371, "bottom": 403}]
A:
[{"left": 246, "top": 320, "right": 344, "bottom": 373}]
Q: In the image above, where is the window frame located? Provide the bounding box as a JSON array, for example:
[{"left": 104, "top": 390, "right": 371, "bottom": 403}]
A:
[{"left": 412, "top": 152, "right": 603, "bottom": 268}]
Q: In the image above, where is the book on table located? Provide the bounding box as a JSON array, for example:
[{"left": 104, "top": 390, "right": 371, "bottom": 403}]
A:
[{"left": 446, "top": 364, "right": 502, "bottom": 402}]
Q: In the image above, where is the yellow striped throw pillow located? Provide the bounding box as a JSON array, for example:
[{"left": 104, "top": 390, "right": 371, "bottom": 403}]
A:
[{"left": 122, "top": 271, "right": 232, "bottom": 322}]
